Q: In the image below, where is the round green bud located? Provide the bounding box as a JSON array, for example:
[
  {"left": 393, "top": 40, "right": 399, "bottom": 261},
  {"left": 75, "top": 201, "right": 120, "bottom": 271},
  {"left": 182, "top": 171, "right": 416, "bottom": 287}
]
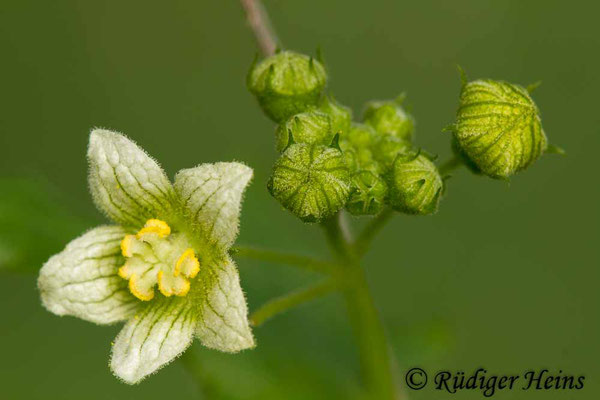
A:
[
  {"left": 346, "top": 123, "right": 377, "bottom": 148},
  {"left": 275, "top": 111, "right": 333, "bottom": 153},
  {"left": 318, "top": 95, "right": 352, "bottom": 135},
  {"left": 372, "top": 135, "right": 412, "bottom": 171},
  {"left": 452, "top": 79, "right": 548, "bottom": 179},
  {"left": 339, "top": 124, "right": 381, "bottom": 173},
  {"left": 450, "top": 136, "right": 481, "bottom": 175},
  {"left": 247, "top": 51, "right": 327, "bottom": 122},
  {"left": 388, "top": 153, "right": 443, "bottom": 215},
  {"left": 363, "top": 96, "right": 415, "bottom": 141},
  {"left": 346, "top": 170, "right": 388, "bottom": 216},
  {"left": 267, "top": 143, "right": 350, "bottom": 222}
]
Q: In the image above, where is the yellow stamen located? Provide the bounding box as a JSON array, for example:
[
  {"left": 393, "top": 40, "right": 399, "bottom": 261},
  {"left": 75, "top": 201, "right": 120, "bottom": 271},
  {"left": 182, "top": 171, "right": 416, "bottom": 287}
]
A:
[
  {"left": 128, "top": 275, "right": 155, "bottom": 301},
  {"left": 174, "top": 248, "right": 200, "bottom": 278},
  {"left": 118, "top": 219, "right": 197, "bottom": 301},
  {"left": 175, "top": 279, "right": 191, "bottom": 297},
  {"left": 120, "top": 235, "right": 136, "bottom": 257},
  {"left": 118, "top": 264, "right": 129, "bottom": 279},
  {"left": 157, "top": 270, "right": 170, "bottom": 297},
  {"left": 158, "top": 270, "right": 191, "bottom": 297},
  {"left": 136, "top": 219, "right": 171, "bottom": 239}
]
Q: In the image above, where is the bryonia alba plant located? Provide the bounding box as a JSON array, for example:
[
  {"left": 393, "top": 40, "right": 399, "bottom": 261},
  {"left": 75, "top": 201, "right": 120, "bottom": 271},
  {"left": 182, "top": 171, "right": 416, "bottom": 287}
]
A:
[{"left": 37, "top": 1, "right": 563, "bottom": 398}]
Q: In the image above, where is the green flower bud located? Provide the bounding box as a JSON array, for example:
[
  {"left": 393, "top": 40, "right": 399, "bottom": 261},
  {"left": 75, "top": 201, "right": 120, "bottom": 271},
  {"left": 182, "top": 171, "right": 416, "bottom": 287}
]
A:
[
  {"left": 372, "top": 135, "right": 412, "bottom": 171},
  {"left": 247, "top": 51, "right": 327, "bottom": 122},
  {"left": 346, "top": 123, "right": 377, "bottom": 148},
  {"left": 363, "top": 95, "right": 415, "bottom": 141},
  {"left": 450, "top": 136, "right": 481, "bottom": 175},
  {"left": 275, "top": 111, "right": 333, "bottom": 152},
  {"left": 346, "top": 170, "right": 388, "bottom": 216},
  {"left": 318, "top": 95, "right": 352, "bottom": 135},
  {"left": 267, "top": 143, "right": 350, "bottom": 222},
  {"left": 451, "top": 79, "right": 548, "bottom": 179},
  {"left": 388, "top": 153, "right": 443, "bottom": 215},
  {"left": 339, "top": 124, "right": 381, "bottom": 173}
]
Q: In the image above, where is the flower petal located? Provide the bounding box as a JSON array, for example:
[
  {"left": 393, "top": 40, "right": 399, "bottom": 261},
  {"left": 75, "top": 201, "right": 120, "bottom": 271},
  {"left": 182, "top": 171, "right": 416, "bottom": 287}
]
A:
[
  {"left": 110, "top": 296, "right": 196, "bottom": 384},
  {"left": 174, "top": 162, "right": 252, "bottom": 250},
  {"left": 38, "top": 226, "right": 138, "bottom": 324},
  {"left": 195, "top": 256, "right": 255, "bottom": 352},
  {"left": 88, "top": 129, "right": 175, "bottom": 227}
]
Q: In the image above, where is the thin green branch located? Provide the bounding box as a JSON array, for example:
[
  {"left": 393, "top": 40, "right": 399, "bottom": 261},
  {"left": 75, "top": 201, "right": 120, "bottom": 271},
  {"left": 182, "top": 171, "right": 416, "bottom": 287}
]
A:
[
  {"left": 353, "top": 208, "right": 394, "bottom": 258},
  {"left": 438, "top": 155, "right": 463, "bottom": 176},
  {"left": 231, "top": 245, "right": 339, "bottom": 275},
  {"left": 250, "top": 279, "right": 338, "bottom": 327}
]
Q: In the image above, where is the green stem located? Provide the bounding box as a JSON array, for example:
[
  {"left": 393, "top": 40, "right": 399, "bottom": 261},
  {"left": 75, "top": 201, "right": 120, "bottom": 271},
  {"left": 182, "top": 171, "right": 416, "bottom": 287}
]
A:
[
  {"left": 321, "top": 215, "right": 396, "bottom": 400},
  {"left": 231, "top": 245, "right": 338, "bottom": 275},
  {"left": 250, "top": 279, "right": 338, "bottom": 327},
  {"left": 438, "top": 155, "right": 463, "bottom": 175},
  {"left": 353, "top": 208, "right": 395, "bottom": 258}
]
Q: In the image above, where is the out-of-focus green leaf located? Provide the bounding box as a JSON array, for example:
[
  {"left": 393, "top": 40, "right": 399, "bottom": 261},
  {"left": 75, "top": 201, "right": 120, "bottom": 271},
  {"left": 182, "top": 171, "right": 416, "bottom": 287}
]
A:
[{"left": 0, "top": 178, "right": 91, "bottom": 274}]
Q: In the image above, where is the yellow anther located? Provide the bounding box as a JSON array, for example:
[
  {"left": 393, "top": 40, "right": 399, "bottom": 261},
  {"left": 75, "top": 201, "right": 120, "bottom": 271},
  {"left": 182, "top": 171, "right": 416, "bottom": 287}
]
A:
[
  {"left": 128, "top": 275, "right": 155, "bottom": 301},
  {"left": 176, "top": 280, "right": 191, "bottom": 297},
  {"left": 118, "top": 219, "right": 197, "bottom": 301},
  {"left": 157, "top": 270, "right": 191, "bottom": 297},
  {"left": 118, "top": 264, "right": 129, "bottom": 279},
  {"left": 136, "top": 219, "right": 171, "bottom": 239},
  {"left": 120, "top": 235, "right": 136, "bottom": 257},
  {"left": 174, "top": 248, "right": 200, "bottom": 278}
]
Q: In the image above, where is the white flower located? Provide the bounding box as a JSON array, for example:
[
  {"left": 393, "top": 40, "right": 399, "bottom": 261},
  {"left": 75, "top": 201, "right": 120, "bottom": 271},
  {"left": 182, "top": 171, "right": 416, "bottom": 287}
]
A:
[{"left": 38, "top": 129, "right": 255, "bottom": 384}]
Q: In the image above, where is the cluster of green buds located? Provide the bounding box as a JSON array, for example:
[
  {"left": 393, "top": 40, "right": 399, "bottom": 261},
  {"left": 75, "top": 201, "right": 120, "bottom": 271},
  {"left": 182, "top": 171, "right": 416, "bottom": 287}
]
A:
[
  {"left": 248, "top": 52, "right": 558, "bottom": 222},
  {"left": 247, "top": 50, "right": 443, "bottom": 220}
]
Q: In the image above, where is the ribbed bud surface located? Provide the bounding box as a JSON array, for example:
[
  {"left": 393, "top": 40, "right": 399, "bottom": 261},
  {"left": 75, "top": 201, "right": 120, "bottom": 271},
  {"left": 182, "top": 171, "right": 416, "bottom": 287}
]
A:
[
  {"left": 453, "top": 79, "right": 548, "bottom": 179},
  {"left": 389, "top": 153, "right": 443, "bottom": 215},
  {"left": 275, "top": 111, "right": 333, "bottom": 153},
  {"left": 346, "top": 170, "right": 388, "bottom": 216},
  {"left": 268, "top": 143, "right": 350, "bottom": 222},
  {"left": 247, "top": 51, "right": 327, "bottom": 122}
]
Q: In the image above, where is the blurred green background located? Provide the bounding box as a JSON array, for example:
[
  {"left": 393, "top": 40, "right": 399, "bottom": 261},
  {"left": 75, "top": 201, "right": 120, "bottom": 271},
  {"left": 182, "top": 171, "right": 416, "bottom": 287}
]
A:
[{"left": 1, "top": 0, "right": 598, "bottom": 398}]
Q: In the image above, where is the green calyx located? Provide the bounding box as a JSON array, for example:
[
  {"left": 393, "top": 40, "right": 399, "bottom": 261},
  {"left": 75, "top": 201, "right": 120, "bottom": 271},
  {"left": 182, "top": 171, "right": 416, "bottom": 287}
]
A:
[
  {"left": 275, "top": 110, "right": 333, "bottom": 153},
  {"left": 388, "top": 152, "right": 443, "bottom": 215},
  {"left": 268, "top": 143, "right": 351, "bottom": 223},
  {"left": 346, "top": 170, "right": 388, "bottom": 216},
  {"left": 451, "top": 79, "right": 548, "bottom": 179},
  {"left": 318, "top": 94, "right": 353, "bottom": 135},
  {"left": 363, "top": 96, "right": 415, "bottom": 142},
  {"left": 247, "top": 51, "right": 328, "bottom": 122}
]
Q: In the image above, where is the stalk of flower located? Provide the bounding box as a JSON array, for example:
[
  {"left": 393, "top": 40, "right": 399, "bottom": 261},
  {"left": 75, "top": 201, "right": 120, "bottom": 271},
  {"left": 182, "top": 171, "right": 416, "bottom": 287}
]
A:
[{"left": 37, "top": 129, "right": 255, "bottom": 384}]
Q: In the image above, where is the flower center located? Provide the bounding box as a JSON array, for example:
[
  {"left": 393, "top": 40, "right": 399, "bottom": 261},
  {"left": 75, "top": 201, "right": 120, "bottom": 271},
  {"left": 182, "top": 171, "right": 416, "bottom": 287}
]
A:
[{"left": 119, "top": 219, "right": 200, "bottom": 301}]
